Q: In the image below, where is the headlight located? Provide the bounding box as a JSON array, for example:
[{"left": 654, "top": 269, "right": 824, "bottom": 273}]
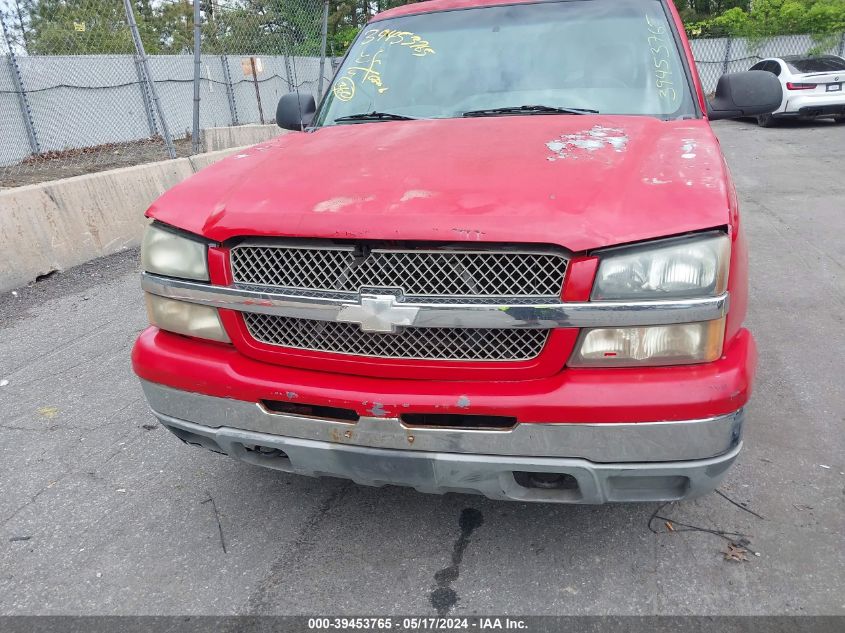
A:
[
  {"left": 592, "top": 232, "right": 730, "bottom": 300},
  {"left": 145, "top": 294, "right": 230, "bottom": 343},
  {"left": 141, "top": 224, "right": 209, "bottom": 281},
  {"left": 568, "top": 318, "right": 725, "bottom": 367}
]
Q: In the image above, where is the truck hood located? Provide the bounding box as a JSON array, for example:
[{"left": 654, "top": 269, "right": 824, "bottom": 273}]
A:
[{"left": 149, "top": 115, "right": 730, "bottom": 252}]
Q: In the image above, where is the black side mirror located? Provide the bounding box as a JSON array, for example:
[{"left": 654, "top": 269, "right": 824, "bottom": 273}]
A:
[
  {"left": 708, "top": 70, "right": 782, "bottom": 121},
  {"left": 276, "top": 93, "right": 317, "bottom": 131}
]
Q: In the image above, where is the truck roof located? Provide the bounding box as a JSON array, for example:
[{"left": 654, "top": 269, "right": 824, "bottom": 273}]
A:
[{"left": 373, "top": 0, "right": 539, "bottom": 22}]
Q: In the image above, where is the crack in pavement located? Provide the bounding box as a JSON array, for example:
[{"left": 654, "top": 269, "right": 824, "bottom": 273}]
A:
[
  {"left": 0, "top": 478, "right": 66, "bottom": 528},
  {"left": 241, "top": 481, "right": 352, "bottom": 615}
]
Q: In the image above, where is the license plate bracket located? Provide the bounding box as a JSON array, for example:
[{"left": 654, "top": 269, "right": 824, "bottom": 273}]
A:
[{"left": 827, "top": 83, "right": 842, "bottom": 92}]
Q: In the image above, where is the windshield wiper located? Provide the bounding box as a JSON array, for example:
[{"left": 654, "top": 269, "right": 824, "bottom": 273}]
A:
[
  {"left": 333, "top": 111, "right": 416, "bottom": 123},
  {"left": 462, "top": 105, "right": 598, "bottom": 117}
]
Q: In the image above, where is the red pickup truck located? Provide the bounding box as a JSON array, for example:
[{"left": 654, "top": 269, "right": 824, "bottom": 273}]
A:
[{"left": 132, "top": 0, "right": 781, "bottom": 503}]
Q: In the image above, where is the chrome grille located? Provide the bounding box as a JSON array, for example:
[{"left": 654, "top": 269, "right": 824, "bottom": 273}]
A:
[
  {"left": 230, "top": 244, "right": 568, "bottom": 298},
  {"left": 243, "top": 313, "right": 550, "bottom": 361}
]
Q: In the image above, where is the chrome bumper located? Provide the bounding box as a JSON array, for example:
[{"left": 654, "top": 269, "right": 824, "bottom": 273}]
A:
[{"left": 141, "top": 381, "right": 743, "bottom": 503}]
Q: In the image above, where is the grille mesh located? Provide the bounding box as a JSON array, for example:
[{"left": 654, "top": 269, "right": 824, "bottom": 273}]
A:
[
  {"left": 231, "top": 245, "right": 568, "bottom": 298},
  {"left": 243, "top": 313, "right": 549, "bottom": 361}
]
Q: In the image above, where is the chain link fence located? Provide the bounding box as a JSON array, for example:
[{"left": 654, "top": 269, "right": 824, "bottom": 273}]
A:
[
  {"left": 2, "top": 2, "right": 844, "bottom": 188},
  {"left": 201, "top": 0, "right": 330, "bottom": 130},
  {"left": 1, "top": 0, "right": 330, "bottom": 187},
  {"left": 1, "top": 0, "right": 178, "bottom": 187},
  {"left": 693, "top": 32, "right": 845, "bottom": 94}
]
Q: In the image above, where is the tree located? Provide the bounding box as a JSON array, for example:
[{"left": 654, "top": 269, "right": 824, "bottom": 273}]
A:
[
  {"left": 23, "top": 0, "right": 136, "bottom": 54},
  {"left": 684, "top": 0, "right": 845, "bottom": 36},
  {"left": 673, "top": 0, "right": 751, "bottom": 21},
  {"left": 327, "top": 0, "right": 425, "bottom": 54},
  {"left": 199, "top": 0, "right": 328, "bottom": 55},
  {"left": 15, "top": 0, "right": 426, "bottom": 56}
]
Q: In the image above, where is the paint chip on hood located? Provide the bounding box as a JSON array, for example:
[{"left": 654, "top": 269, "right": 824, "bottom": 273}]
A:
[
  {"left": 546, "top": 126, "right": 629, "bottom": 160},
  {"left": 400, "top": 189, "right": 433, "bottom": 202},
  {"left": 681, "top": 139, "right": 697, "bottom": 159},
  {"left": 313, "top": 195, "right": 375, "bottom": 213}
]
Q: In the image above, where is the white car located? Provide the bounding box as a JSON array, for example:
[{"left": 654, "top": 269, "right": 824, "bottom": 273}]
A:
[{"left": 748, "top": 55, "right": 845, "bottom": 126}]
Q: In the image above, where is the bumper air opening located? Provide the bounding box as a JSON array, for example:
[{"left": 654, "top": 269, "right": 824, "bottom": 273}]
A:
[
  {"left": 514, "top": 471, "right": 579, "bottom": 490},
  {"left": 243, "top": 444, "right": 289, "bottom": 460},
  {"left": 166, "top": 425, "right": 227, "bottom": 455},
  {"left": 510, "top": 471, "right": 583, "bottom": 501},
  {"left": 262, "top": 400, "right": 360, "bottom": 422},
  {"left": 606, "top": 475, "right": 690, "bottom": 502},
  {"left": 401, "top": 413, "right": 517, "bottom": 430},
  {"left": 238, "top": 442, "right": 293, "bottom": 471}
]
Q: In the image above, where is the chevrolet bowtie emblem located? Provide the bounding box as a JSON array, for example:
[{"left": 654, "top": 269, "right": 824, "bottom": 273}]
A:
[{"left": 336, "top": 294, "right": 420, "bottom": 333}]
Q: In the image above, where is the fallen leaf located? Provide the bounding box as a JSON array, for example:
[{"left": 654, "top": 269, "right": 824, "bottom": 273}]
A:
[
  {"left": 37, "top": 406, "right": 59, "bottom": 419},
  {"left": 722, "top": 543, "right": 749, "bottom": 562}
]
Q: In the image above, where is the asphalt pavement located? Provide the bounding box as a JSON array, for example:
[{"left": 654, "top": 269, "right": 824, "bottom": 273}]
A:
[{"left": 1, "top": 119, "right": 843, "bottom": 616}]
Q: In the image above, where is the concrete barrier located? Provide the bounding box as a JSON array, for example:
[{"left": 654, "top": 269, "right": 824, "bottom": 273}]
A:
[
  {"left": 0, "top": 146, "right": 247, "bottom": 293},
  {"left": 200, "top": 124, "right": 285, "bottom": 153}
]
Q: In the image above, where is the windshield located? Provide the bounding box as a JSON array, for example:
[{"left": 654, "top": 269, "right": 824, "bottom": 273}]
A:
[
  {"left": 786, "top": 56, "right": 845, "bottom": 73},
  {"left": 315, "top": 0, "right": 696, "bottom": 126}
]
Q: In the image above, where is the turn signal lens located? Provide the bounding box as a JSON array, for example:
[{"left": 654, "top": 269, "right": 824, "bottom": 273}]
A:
[
  {"left": 145, "top": 294, "right": 230, "bottom": 343},
  {"left": 569, "top": 318, "right": 725, "bottom": 367}
]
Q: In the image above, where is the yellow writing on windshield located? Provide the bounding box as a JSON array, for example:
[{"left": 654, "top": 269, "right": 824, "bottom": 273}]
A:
[
  {"left": 360, "top": 28, "right": 436, "bottom": 57},
  {"left": 333, "top": 28, "right": 436, "bottom": 100},
  {"left": 646, "top": 15, "right": 678, "bottom": 103},
  {"left": 347, "top": 49, "right": 389, "bottom": 93},
  {"left": 332, "top": 76, "right": 356, "bottom": 101}
]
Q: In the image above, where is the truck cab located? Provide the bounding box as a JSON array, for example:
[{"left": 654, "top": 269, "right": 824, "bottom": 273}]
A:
[{"left": 132, "top": 0, "right": 780, "bottom": 503}]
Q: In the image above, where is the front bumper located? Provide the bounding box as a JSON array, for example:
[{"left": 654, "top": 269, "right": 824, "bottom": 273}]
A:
[
  {"left": 132, "top": 327, "right": 756, "bottom": 423},
  {"left": 141, "top": 380, "right": 744, "bottom": 504}
]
